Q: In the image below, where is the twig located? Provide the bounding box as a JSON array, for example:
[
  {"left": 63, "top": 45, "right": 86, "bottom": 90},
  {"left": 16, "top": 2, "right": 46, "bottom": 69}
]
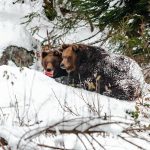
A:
[
  {"left": 89, "top": 134, "right": 106, "bottom": 150},
  {"left": 84, "top": 134, "right": 96, "bottom": 150},
  {"left": 118, "top": 135, "right": 146, "bottom": 150},
  {"left": 123, "top": 126, "right": 150, "bottom": 132},
  {"left": 76, "top": 31, "right": 101, "bottom": 44},
  {"left": 85, "top": 121, "right": 130, "bottom": 132},
  {"left": 37, "top": 144, "right": 72, "bottom": 150},
  {"left": 51, "top": 88, "right": 79, "bottom": 116},
  {"left": 77, "top": 134, "right": 88, "bottom": 150},
  {"left": 46, "top": 29, "right": 52, "bottom": 50}
]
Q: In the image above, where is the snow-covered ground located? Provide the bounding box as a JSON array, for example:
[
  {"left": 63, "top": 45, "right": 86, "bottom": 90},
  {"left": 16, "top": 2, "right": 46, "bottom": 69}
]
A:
[
  {"left": 0, "top": 0, "right": 149, "bottom": 150},
  {"left": 0, "top": 65, "right": 149, "bottom": 150},
  {"left": 0, "top": 66, "right": 133, "bottom": 148}
]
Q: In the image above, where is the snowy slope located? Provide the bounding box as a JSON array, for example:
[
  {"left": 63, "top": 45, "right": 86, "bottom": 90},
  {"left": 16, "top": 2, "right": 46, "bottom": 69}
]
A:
[
  {"left": 0, "top": 65, "right": 136, "bottom": 121},
  {"left": 0, "top": 65, "right": 149, "bottom": 150},
  {"left": 0, "top": 0, "right": 39, "bottom": 50}
]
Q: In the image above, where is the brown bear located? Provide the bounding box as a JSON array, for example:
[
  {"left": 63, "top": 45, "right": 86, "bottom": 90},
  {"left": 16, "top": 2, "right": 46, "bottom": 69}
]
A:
[
  {"left": 59, "top": 44, "right": 144, "bottom": 101},
  {"left": 42, "top": 50, "right": 67, "bottom": 78}
]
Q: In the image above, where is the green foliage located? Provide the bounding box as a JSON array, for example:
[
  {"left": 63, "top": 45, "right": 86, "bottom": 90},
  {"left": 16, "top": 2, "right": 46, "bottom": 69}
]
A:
[
  {"left": 21, "top": 12, "right": 40, "bottom": 25},
  {"left": 126, "top": 106, "right": 140, "bottom": 120},
  {"left": 55, "top": 0, "right": 149, "bottom": 29},
  {"left": 109, "top": 14, "right": 150, "bottom": 64},
  {"left": 43, "top": 0, "right": 57, "bottom": 21},
  {"left": 143, "top": 103, "right": 150, "bottom": 108},
  {"left": 36, "top": 0, "right": 150, "bottom": 64},
  {"left": 131, "top": 110, "right": 139, "bottom": 119},
  {"left": 67, "top": 0, "right": 149, "bottom": 64},
  {"left": 43, "top": 1, "right": 149, "bottom": 61}
]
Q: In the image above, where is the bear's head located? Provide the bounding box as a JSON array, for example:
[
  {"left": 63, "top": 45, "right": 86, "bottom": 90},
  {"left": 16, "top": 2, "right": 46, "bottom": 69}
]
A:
[
  {"left": 42, "top": 50, "right": 67, "bottom": 78},
  {"left": 60, "top": 44, "right": 87, "bottom": 73}
]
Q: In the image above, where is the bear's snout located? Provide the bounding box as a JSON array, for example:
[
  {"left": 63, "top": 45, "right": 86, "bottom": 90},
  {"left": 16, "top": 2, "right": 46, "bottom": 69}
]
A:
[
  {"left": 46, "top": 68, "right": 53, "bottom": 72},
  {"left": 60, "top": 63, "right": 65, "bottom": 69}
]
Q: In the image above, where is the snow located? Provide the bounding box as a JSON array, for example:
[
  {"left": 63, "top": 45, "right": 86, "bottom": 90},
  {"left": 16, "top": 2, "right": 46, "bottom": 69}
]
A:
[
  {"left": 0, "top": 22, "right": 38, "bottom": 50},
  {"left": 0, "top": 0, "right": 39, "bottom": 51},
  {"left": 0, "top": 65, "right": 135, "bottom": 121},
  {"left": 109, "top": 0, "right": 124, "bottom": 10},
  {"left": 128, "top": 19, "right": 134, "bottom": 24},
  {"left": 0, "top": 0, "right": 149, "bottom": 149},
  {"left": 0, "top": 65, "right": 148, "bottom": 150},
  {"left": 0, "top": 65, "right": 149, "bottom": 149}
]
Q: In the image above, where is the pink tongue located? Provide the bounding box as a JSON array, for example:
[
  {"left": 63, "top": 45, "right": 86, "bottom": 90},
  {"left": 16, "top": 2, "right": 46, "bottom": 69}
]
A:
[{"left": 45, "top": 71, "right": 54, "bottom": 77}]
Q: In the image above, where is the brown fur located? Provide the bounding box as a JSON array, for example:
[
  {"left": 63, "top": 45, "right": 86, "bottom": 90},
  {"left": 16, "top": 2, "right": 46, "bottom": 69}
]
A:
[
  {"left": 60, "top": 44, "right": 90, "bottom": 72},
  {"left": 61, "top": 46, "right": 77, "bottom": 72},
  {"left": 42, "top": 50, "right": 67, "bottom": 78},
  {"left": 59, "top": 44, "right": 143, "bottom": 101}
]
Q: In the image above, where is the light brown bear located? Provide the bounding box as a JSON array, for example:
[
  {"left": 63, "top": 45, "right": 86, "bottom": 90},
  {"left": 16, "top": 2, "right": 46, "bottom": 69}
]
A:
[{"left": 59, "top": 44, "right": 144, "bottom": 101}]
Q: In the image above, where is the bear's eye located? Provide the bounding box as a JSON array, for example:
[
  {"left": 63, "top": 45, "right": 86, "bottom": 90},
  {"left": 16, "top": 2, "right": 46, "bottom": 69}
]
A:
[
  {"left": 62, "top": 56, "right": 71, "bottom": 61},
  {"left": 62, "top": 56, "right": 67, "bottom": 59},
  {"left": 67, "top": 56, "right": 71, "bottom": 61},
  {"left": 46, "top": 61, "right": 52, "bottom": 65}
]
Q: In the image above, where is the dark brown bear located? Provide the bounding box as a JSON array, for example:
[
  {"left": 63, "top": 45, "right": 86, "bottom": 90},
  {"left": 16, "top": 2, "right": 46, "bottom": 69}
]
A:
[
  {"left": 60, "top": 44, "right": 144, "bottom": 101},
  {"left": 42, "top": 50, "right": 67, "bottom": 78}
]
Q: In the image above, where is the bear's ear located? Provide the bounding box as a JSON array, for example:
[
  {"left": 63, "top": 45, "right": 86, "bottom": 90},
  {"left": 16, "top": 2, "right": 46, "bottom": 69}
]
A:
[
  {"left": 62, "top": 44, "right": 70, "bottom": 49},
  {"left": 53, "top": 51, "right": 61, "bottom": 56},
  {"left": 42, "top": 52, "right": 48, "bottom": 58},
  {"left": 72, "top": 44, "right": 80, "bottom": 53},
  {"left": 72, "top": 44, "right": 88, "bottom": 53},
  {"left": 72, "top": 44, "right": 83, "bottom": 53},
  {"left": 59, "top": 44, "right": 70, "bottom": 52}
]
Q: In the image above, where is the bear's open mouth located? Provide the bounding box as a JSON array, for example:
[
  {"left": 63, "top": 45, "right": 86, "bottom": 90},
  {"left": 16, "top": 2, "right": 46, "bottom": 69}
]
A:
[{"left": 45, "top": 70, "right": 54, "bottom": 77}]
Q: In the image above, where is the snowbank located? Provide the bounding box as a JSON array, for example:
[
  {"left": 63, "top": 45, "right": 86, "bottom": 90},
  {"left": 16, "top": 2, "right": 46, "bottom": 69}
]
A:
[
  {"left": 0, "top": 0, "right": 39, "bottom": 51},
  {"left": 0, "top": 65, "right": 137, "bottom": 149},
  {"left": 0, "top": 65, "right": 135, "bottom": 123}
]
